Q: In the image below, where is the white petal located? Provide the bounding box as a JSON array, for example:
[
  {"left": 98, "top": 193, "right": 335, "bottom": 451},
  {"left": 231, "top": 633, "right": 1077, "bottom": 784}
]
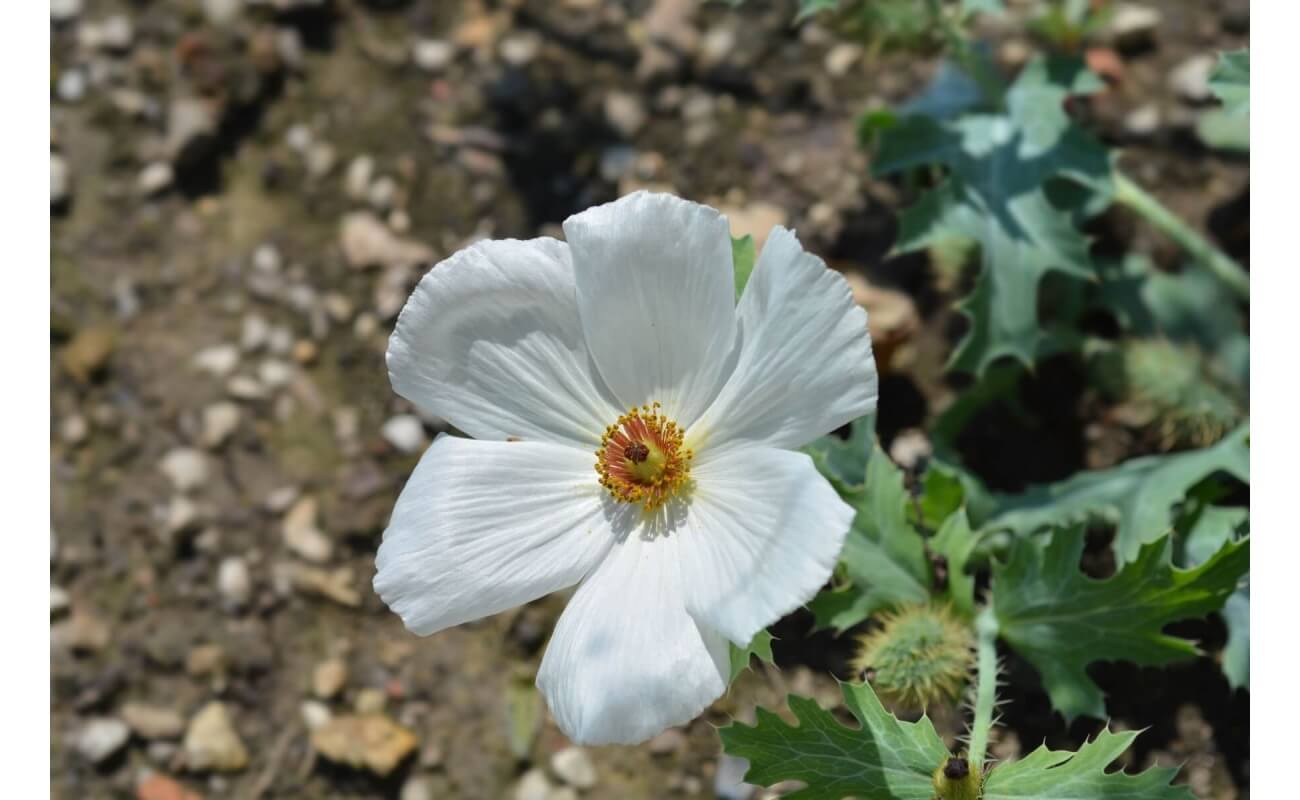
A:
[
  {"left": 689, "top": 226, "right": 878, "bottom": 453},
  {"left": 536, "top": 531, "right": 729, "bottom": 745},
  {"left": 387, "top": 237, "right": 621, "bottom": 450},
  {"left": 374, "top": 435, "right": 616, "bottom": 636},
  {"left": 677, "top": 446, "right": 855, "bottom": 646},
  {"left": 565, "top": 191, "right": 737, "bottom": 427}
]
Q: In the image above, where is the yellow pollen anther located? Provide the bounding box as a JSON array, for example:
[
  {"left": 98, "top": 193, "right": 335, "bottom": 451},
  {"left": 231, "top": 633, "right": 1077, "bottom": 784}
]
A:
[{"left": 595, "top": 402, "right": 692, "bottom": 511}]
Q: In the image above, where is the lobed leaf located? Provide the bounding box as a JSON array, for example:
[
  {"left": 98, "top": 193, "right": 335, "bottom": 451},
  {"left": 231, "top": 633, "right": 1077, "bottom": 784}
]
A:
[
  {"left": 807, "top": 429, "right": 932, "bottom": 631},
  {"left": 728, "top": 629, "right": 776, "bottom": 684},
  {"left": 719, "top": 682, "right": 947, "bottom": 800},
  {"left": 985, "top": 425, "right": 1248, "bottom": 563},
  {"left": 981, "top": 728, "right": 1193, "bottom": 799},
  {"left": 992, "top": 526, "right": 1249, "bottom": 720},
  {"left": 874, "top": 57, "right": 1111, "bottom": 375}
]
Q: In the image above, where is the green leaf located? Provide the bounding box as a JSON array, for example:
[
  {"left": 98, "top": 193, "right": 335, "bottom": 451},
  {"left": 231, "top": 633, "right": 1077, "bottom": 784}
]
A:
[
  {"left": 962, "top": 0, "right": 1004, "bottom": 15},
  {"left": 809, "top": 438, "right": 932, "bottom": 631},
  {"left": 1196, "top": 108, "right": 1249, "bottom": 152},
  {"left": 981, "top": 728, "right": 1193, "bottom": 799},
  {"left": 1209, "top": 49, "right": 1249, "bottom": 116},
  {"left": 909, "top": 466, "right": 966, "bottom": 531},
  {"left": 804, "top": 415, "right": 875, "bottom": 493},
  {"left": 720, "top": 682, "right": 948, "bottom": 800},
  {"left": 795, "top": 0, "right": 840, "bottom": 22},
  {"left": 992, "top": 526, "right": 1250, "bottom": 720},
  {"left": 986, "top": 425, "right": 1248, "bottom": 563},
  {"left": 931, "top": 510, "right": 977, "bottom": 617},
  {"left": 728, "top": 630, "right": 776, "bottom": 684},
  {"left": 732, "top": 234, "right": 757, "bottom": 299},
  {"left": 875, "top": 57, "right": 1111, "bottom": 375},
  {"left": 1176, "top": 504, "right": 1250, "bottom": 690},
  {"left": 1221, "top": 590, "right": 1249, "bottom": 691}
]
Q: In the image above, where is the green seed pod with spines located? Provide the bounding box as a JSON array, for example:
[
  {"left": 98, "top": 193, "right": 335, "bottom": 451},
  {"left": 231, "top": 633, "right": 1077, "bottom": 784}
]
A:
[{"left": 852, "top": 603, "right": 974, "bottom": 712}]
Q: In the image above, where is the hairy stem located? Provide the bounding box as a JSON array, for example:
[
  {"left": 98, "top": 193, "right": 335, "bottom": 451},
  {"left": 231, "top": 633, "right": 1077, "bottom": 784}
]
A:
[
  {"left": 1113, "top": 172, "right": 1249, "bottom": 300},
  {"left": 969, "top": 607, "right": 1000, "bottom": 768}
]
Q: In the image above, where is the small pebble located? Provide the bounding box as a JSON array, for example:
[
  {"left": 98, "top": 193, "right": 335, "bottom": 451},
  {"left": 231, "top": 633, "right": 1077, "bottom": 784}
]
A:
[
  {"left": 382, "top": 415, "right": 426, "bottom": 454},
  {"left": 159, "top": 448, "right": 209, "bottom": 493},
  {"left": 413, "top": 39, "right": 455, "bottom": 72},
  {"left": 137, "top": 162, "right": 174, "bottom": 197},
  {"left": 200, "top": 402, "right": 241, "bottom": 448},
  {"left": 217, "top": 557, "right": 253, "bottom": 608},
  {"left": 122, "top": 702, "right": 186, "bottom": 740},
  {"left": 551, "top": 746, "right": 597, "bottom": 789},
  {"left": 313, "top": 658, "right": 349, "bottom": 699},
  {"left": 75, "top": 717, "right": 131, "bottom": 764}
]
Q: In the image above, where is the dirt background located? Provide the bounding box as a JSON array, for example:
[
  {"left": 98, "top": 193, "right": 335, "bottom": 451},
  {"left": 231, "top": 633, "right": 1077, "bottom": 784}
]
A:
[{"left": 51, "top": 0, "right": 1248, "bottom": 797}]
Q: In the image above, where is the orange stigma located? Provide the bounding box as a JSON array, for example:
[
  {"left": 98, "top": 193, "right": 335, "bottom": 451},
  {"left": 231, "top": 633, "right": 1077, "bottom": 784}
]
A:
[{"left": 595, "top": 402, "right": 693, "bottom": 511}]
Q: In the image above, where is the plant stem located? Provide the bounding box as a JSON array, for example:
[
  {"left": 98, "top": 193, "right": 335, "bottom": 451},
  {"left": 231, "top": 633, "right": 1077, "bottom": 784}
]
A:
[
  {"left": 968, "top": 607, "right": 1000, "bottom": 768},
  {"left": 1113, "top": 172, "right": 1250, "bottom": 301}
]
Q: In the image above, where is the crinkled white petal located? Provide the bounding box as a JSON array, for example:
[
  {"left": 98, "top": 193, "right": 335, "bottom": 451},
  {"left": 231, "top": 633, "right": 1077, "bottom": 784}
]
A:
[
  {"left": 374, "top": 435, "right": 616, "bottom": 636},
  {"left": 536, "top": 530, "right": 729, "bottom": 745},
  {"left": 689, "top": 226, "right": 878, "bottom": 453},
  {"left": 564, "top": 191, "right": 738, "bottom": 428},
  {"left": 387, "top": 237, "right": 621, "bottom": 450},
  {"left": 677, "top": 445, "right": 855, "bottom": 647}
]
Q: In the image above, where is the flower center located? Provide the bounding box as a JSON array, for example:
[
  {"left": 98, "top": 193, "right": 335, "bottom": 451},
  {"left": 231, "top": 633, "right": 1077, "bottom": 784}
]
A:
[{"left": 595, "top": 402, "right": 693, "bottom": 511}]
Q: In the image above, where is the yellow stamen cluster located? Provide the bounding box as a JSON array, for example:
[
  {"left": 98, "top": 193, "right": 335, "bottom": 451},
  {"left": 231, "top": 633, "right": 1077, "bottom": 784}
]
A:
[{"left": 595, "top": 402, "right": 693, "bottom": 511}]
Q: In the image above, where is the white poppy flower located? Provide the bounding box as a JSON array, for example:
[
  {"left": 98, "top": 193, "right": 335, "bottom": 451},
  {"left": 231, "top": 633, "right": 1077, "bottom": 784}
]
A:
[{"left": 375, "top": 191, "right": 878, "bottom": 745}]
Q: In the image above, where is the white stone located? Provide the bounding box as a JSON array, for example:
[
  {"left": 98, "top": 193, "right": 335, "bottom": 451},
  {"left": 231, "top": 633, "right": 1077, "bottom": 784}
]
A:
[
  {"left": 1169, "top": 55, "right": 1217, "bottom": 103},
  {"left": 217, "top": 557, "right": 252, "bottom": 607},
  {"left": 824, "top": 43, "right": 863, "bottom": 77},
  {"left": 550, "top": 747, "right": 597, "bottom": 790},
  {"left": 1109, "top": 3, "right": 1161, "bottom": 46},
  {"left": 283, "top": 497, "right": 333, "bottom": 563},
  {"left": 137, "top": 162, "right": 174, "bottom": 196},
  {"left": 382, "top": 415, "right": 426, "bottom": 454},
  {"left": 252, "top": 243, "right": 282, "bottom": 273},
  {"left": 51, "top": 584, "right": 70, "bottom": 616},
  {"left": 514, "top": 769, "right": 553, "bottom": 800},
  {"left": 345, "top": 155, "right": 375, "bottom": 201},
  {"left": 201, "top": 402, "right": 242, "bottom": 448},
  {"left": 604, "top": 91, "right": 647, "bottom": 138},
  {"left": 300, "top": 700, "right": 332, "bottom": 730},
  {"left": 193, "top": 344, "right": 241, "bottom": 377},
  {"left": 50, "top": 0, "right": 83, "bottom": 23},
  {"left": 51, "top": 154, "right": 70, "bottom": 206},
  {"left": 76, "top": 718, "right": 131, "bottom": 764},
  {"left": 413, "top": 39, "right": 455, "bottom": 72},
  {"left": 160, "top": 448, "right": 209, "bottom": 492}
]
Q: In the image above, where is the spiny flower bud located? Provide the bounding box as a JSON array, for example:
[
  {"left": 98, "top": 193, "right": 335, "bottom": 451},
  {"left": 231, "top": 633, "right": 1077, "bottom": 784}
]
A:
[
  {"left": 932, "top": 754, "right": 981, "bottom": 800},
  {"left": 851, "top": 603, "right": 974, "bottom": 711},
  {"left": 1090, "top": 339, "right": 1242, "bottom": 449}
]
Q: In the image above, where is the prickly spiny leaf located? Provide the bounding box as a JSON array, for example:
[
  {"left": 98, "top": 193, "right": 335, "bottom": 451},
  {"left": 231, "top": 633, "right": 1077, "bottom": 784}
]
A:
[
  {"left": 719, "top": 682, "right": 947, "bottom": 800},
  {"left": 981, "top": 728, "right": 1193, "bottom": 799},
  {"left": 985, "top": 425, "right": 1248, "bottom": 563},
  {"left": 874, "top": 57, "right": 1111, "bottom": 375},
  {"left": 992, "top": 526, "right": 1249, "bottom": 720}
]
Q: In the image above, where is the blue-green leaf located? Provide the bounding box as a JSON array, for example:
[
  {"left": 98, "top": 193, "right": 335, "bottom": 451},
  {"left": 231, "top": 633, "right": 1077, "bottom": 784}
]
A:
[
  {"left": 875, "top": 57, "right": 1111, "bottom": 375},
  {"left": 1209, "top": 49, "right": 1249, "bottom": 116},
  {"left": 986, "top": 425, "right": 1248, "bottom": 564}
]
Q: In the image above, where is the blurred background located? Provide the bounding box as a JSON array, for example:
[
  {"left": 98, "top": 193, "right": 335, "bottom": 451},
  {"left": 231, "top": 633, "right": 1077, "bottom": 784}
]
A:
[{"left": 50, "top": 0, "right": 1248, "bottom": 797}]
